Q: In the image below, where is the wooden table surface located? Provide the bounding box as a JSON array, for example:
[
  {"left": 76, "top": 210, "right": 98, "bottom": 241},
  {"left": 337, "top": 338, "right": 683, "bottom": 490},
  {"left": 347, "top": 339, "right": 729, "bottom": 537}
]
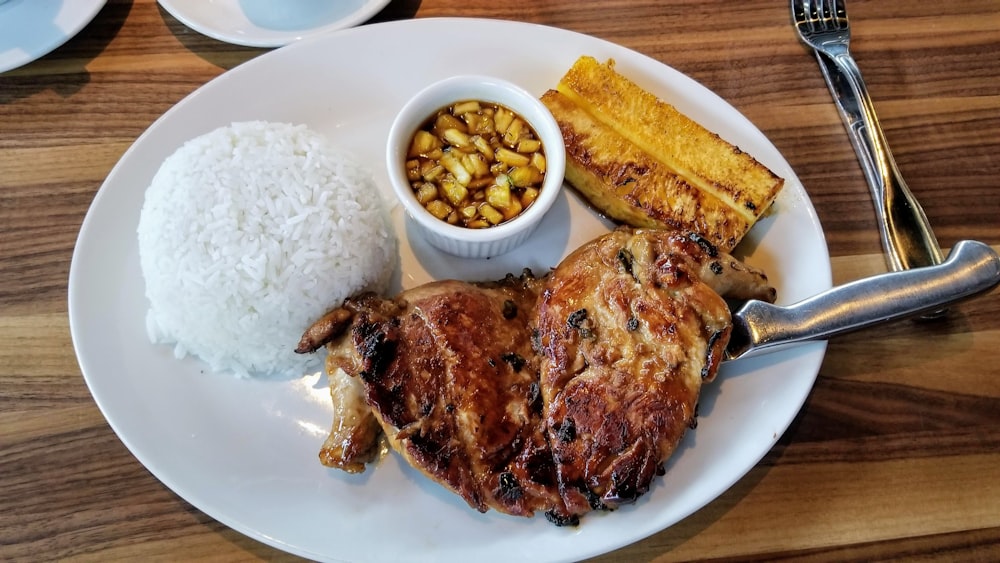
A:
[{"left": 2, "top": 0, "right": 999, "bottom": 561}]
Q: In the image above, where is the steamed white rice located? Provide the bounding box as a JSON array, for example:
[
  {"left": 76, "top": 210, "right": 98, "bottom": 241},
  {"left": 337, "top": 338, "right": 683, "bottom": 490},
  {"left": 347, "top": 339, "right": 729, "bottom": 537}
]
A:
[{"left": 137, "top": 121, "right": 396, "bottom": 378}]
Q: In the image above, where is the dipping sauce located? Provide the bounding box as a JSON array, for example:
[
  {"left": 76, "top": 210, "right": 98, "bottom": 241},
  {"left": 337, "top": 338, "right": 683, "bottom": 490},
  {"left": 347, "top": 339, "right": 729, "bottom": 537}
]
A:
[{"left": 405, "top": 100, "right": 547, "bottom": 228}]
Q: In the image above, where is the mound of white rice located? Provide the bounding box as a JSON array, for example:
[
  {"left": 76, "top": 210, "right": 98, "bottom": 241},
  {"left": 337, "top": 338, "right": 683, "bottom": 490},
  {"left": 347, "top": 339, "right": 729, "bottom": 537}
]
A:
[{"left": 137, "top": 121, "right": 396, "bottom": 378}]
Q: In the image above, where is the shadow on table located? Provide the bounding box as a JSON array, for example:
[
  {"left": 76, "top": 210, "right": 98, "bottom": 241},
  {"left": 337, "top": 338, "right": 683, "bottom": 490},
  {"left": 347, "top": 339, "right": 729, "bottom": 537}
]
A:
[
  {"left": 370, "top": 0, "right": 422, "bottom": 23},
  {"left": 0, "top": 0, "right": 131, "bottom": 102},
  {"left": 154, "top": 3, "right": 267, "bottom": 71}
]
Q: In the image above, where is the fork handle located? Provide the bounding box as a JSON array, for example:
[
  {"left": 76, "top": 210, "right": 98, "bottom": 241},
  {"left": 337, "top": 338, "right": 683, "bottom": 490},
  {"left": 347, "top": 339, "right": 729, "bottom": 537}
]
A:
[{"left": 816, "top": 50, "right": 945, "bottom": 272}]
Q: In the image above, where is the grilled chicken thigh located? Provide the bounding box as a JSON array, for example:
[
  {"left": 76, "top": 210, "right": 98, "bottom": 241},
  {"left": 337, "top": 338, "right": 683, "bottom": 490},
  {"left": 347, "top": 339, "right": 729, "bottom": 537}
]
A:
[
  {"left": 297, "top": 228, "right": 775, "bottom": 525},
  {"left": 300, "top": 272, "right": 574, "bottom": 521},
  {"left": 535, "top": 228, "right": 774, "bottom": 517}
]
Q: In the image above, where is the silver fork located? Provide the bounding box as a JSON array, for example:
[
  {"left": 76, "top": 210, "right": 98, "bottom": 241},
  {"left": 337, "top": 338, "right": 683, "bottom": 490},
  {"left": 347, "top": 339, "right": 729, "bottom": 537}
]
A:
[{"left": 791, "top": 0, "right": 944, "bottom": 274}]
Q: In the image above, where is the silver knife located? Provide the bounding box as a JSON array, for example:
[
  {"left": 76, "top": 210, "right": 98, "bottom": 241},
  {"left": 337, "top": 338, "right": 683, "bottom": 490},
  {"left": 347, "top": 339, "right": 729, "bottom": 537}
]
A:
[
  {"left": 814, "top": 50, "right": 945, "bottom": 273},
  {"left": 725, "top": 240, "right": 1000, "bottom": 360}
]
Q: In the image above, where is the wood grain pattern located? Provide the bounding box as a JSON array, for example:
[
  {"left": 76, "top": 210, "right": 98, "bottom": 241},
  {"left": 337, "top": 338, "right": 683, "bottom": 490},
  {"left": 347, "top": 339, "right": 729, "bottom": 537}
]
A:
[{"left": 2, "top": 0, "right": 998, "bottom": 560}]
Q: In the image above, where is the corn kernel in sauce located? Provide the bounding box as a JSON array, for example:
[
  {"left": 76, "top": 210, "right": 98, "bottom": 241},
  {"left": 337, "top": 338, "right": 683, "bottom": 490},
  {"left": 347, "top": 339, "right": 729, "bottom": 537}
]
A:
[{"left": 405, "top": 100, "right": 546, "bottom": 228}]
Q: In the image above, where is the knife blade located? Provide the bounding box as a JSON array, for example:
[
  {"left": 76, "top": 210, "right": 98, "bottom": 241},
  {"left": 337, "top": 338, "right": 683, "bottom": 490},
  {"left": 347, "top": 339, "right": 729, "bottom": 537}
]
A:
[{"left": 725, "top": 240, "right": 1000, "bottom": 361}]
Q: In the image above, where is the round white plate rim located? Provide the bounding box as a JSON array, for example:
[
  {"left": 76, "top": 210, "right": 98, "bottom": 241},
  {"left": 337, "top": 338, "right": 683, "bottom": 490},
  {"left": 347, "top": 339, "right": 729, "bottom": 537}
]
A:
[
  {"left": 69, "top": 17, "right": 832, "bottom": 563},
  {"left": 0, "top": 0, "right": 106, "bottom": 73},
  {"left": 156, "top": 0, "right": 392, "bottom": 47}
]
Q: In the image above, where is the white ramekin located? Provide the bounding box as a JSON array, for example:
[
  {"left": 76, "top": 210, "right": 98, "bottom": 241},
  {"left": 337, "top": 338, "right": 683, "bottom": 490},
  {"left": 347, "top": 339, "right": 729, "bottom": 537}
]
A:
[{"left": 386, "top": 75, "right": 565, "bottom": 259}]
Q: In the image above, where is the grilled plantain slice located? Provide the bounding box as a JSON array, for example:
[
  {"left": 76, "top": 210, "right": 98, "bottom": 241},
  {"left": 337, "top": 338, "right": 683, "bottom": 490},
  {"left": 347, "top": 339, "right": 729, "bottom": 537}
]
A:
[
  {"left": 542, "top": 56, "right": 784, "bottom": 252},
  {"left": 541, "top": 89, "right": 753, "bottom": 251}
]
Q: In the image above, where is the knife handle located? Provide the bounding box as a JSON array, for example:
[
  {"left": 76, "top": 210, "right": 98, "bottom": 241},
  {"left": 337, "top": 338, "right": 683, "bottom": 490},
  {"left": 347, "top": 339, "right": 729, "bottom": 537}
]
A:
[
  {"left": 731, "top": 240, "right": 1000, "bottom": 357},
  {"left": 817, "top": 51, "right": 945, "bottom": 272}
]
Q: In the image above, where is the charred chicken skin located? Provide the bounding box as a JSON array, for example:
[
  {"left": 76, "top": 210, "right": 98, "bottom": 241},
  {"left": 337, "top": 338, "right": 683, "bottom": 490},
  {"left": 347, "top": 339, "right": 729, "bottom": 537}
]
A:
[
  {"left": 535, "top": 229, "right": 774, "bottom": 517},
  {"left": 297, "top": 228, "right": 776, "bottom": 525},
  {"left": 299, "top": 272, "right": 574, "bottom": 522}
]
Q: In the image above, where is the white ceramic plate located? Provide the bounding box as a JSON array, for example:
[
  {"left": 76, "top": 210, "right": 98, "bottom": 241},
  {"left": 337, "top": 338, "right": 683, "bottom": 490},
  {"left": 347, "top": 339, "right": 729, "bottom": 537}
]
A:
[
  {"left": 157, "top": 0, "right": 392, "bottom": 47},
  {"left": 69, "top": 18, "right": 832, "bottom": 563},
  {"left": 0, "top": 0, "right": 105, "bottom": 73}
]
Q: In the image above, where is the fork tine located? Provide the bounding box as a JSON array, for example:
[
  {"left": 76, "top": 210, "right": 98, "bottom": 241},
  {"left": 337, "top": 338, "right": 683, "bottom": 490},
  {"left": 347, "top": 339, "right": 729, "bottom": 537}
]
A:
[
  {"left": 832, "top": 0, "right": 847, "bottom": 30},
  {"left": 803, "top": 0, "right": 817, "bottom": 30},
  {"left": 800, "top": 0, "right": 811, "bottom": 21},
  {"left": 834, "top": 0, "right": 847, "bottom": 19},
  {"left": 813, "top": 0, "right": 827, "bottom": 29}
]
